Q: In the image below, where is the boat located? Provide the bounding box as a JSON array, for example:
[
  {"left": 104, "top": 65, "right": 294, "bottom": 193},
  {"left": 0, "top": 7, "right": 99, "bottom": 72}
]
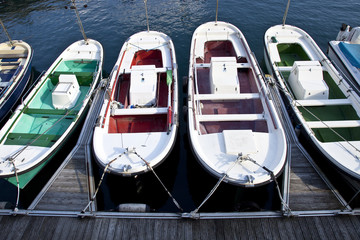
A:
[
  {"left": 0, "top": 39, "right": 103, "bottom": 188},
  {"left": 0, "top": 39, "right": 33, "bottom": 123},
  {"left": 264, "top": 24, "right": 360, "bottom": 180},
  {"left": 327, "top": 23, "right": 360, "bottom": 89},
  {"left": 93, "top": 30, "right": 178, "bottom": 176},
  {"left": 187, "top": 21, "right": 287, "bottom": 187}
]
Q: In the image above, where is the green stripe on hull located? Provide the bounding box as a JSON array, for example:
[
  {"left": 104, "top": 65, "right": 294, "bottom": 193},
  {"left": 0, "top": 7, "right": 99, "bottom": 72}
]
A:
[{"left": 5, "top": 159, "right": 49, "bottom": 189}]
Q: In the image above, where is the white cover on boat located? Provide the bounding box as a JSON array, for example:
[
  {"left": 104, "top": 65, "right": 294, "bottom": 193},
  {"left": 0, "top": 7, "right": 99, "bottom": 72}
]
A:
[
  {"left": 210, "top": 57, "right": 239, "bottom": 94},
  {"left": 288, "top": 61, "right": 329, "bottom": 100},
  {"left": 52, "top": 74, "right": 80, "bottom": 109},
  {"left": 130, "top": 65, "right": 157, "bottom": 106},
  {"left": 223, "top": 130, "right": 257, "bottom": 155}
]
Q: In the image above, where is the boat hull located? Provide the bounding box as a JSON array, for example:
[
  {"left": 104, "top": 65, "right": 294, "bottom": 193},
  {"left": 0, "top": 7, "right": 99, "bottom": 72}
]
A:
[
  {"left": 188, "top": 21, "right": 287, "bottom": 187},
  {"left": 0, "top": 39, "right": 103, "bottom": 187},
  {"left": 264, "top": 24, "right": 360, "bottom": 180},
  {"left": 93, "top": 31, "right": 178, "bottom": 176},
  {"left": 0, "top": 40, "right": 33, "bottom": 123},
  {"left": 327, "top": 41, "right": 360, "bottom": 90}
]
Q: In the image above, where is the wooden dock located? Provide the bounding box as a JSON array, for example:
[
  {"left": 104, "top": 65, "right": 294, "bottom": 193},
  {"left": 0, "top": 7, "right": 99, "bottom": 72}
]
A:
[
  {"left": 1, "top": 215, "right": 360, "bottom": 239},
  {"left": 0, "top": 78, "right": 359, "bottom": 238}
]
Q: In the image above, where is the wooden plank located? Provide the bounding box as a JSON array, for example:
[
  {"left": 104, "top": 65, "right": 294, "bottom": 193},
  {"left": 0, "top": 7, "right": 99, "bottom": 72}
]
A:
[
  {"left": 90, "top": 218, "right": 104, "bottom": 240},
  {"left": 245, "top": 218, "right": 257, "bottom": 239},
  {"left": 272, "top": 218, "right": 294, "bottom": 240},
  {"left": 295, "top": 217, "right": 314, "bottom": 240},
  {"left": 37, "top": 217, "right": 60, "bottom": 240},
  {"left": 5, "top": 216, "right": 33, "bottom": 240},
  {"left": 73, "top": 218, "right": 93, "bottom": 239},
  {"left": 82, "top": 217, "right": 96, "bottom": 240},
  {"left": 349, "top": 216, "right": 360, "bottom": 238},
  {"left": 334, "top": 215, "right": 355, "bottom": 240},
  {"left": 97, "top": 218, "right": 111, "bottom": 239},
  {"left": 0, "top": 215, "right": 19, "bottom": 238},
  {"left": 21, "top": 216, "right": 45, "bottom": 240},
  {"left": 312, "top": 217, "right": 330, "bottom": 240},
  {"left": 50, "top": 217, "right": 67, "bottom": 240},
  {"left": 319, "top": 216, "right": 340, "bottom": 240},
  {"left": 113, "top": 219, "right": 126, "bottom": 239},
  {"left": 222, "top": 219, "right": 240, "bottom": 240},
  {"left": 104, "top": 218, "right": 118, "bottom": 240}
]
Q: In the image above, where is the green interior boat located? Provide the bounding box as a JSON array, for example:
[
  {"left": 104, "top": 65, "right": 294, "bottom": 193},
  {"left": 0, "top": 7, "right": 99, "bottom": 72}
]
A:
[
  {"left": 3, "top": 59, "right": 98, "bottom": 188},
  {"left": 276, "top": 43, "right": 360, "bottom": 143}
]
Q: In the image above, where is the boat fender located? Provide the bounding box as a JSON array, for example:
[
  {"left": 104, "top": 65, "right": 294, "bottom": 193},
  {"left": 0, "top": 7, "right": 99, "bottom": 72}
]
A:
[{"left": 116, "top": 203, "right": 151, "bottom": 212}]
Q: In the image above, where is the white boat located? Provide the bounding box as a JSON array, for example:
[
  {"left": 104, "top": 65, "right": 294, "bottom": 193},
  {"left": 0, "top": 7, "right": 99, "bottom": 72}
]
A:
[
  {"left": 264, "top": 24, "right": 360, "bottom": 180},
  {"left": 0, "top": 40, "right": 33, "bottom": 123},
  {"left": 0, "top": 39, "right": 103, "bottom": 188},
  {"left": 93, "top": 31, "right": 178, "bottom": 176},
  {"left": 327, "top": 24, "right": 360, "bottom": 89},
  {"left": 187, "top": 21, "right": 287, "bottom": 187}
]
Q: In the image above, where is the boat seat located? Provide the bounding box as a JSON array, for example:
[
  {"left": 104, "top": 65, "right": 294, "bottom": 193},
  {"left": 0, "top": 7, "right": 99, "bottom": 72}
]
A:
[
  {"left": 0, "top": 82, "right": 11, "bottom": 88},
  {"left": 111, "top": 107, "right": 168, "bottom": 116},
  {"left": 194, "top": 93, "right": 260, "bottom": 101},
  {"left": 5, "top": 133, "right": 61, "bottom": 147},
  {"left": 268, "top": 43, "right": 281, "bottom": 63},
  {"left": 194, "top": 62, "right": 250, "bottom": 69},
  {"left": 197, "top": 113, "right": 264, "bottom": 122},
  {"left": 24, "top": 108, "right": 79, "bottom": 115},
  {"left": 307, "top": 120, "right": 360, "bottom": 128},
  {"left": 295, "top": 99, "right": 351, "bottom": 107}
]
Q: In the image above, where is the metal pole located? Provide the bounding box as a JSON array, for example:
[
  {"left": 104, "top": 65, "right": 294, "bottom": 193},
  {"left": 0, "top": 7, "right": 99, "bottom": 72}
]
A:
[
  {"left": 282, "top": 0, "right": 291, "bottom": 26},
  {"left": 71, "top": 0, "right": 88, "bottom": 42},
  {"left": 144, "top": 0, "right": 150, "bottom": 32},
  {"left": 0, "top": 19, "right": 13, "bottom": 46},
  {"left": 215, "top": 0, "right": 219, "bottom": 24}
]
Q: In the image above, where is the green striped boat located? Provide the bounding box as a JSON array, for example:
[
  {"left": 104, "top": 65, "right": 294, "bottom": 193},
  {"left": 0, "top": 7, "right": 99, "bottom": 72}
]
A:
[{"left": 0, "top": 39, "right": 103, "bottom": 188}]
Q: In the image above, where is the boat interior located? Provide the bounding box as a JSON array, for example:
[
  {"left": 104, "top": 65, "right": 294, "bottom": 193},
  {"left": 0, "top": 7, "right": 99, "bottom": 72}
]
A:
[
  {"left": 193, "top": 40, "right": 268, "bottom": 135},
  {"left": 108, "top": 49, "right": 172, "bottom": 134},
  {"left": 274, "top": 42, "right": 360, "bottom": 142},
  {"left": 4, "top": 59, "right": 98, "bottom": 147},
  {"left": 0, "top": 45, "right": 28, "bottom": 97}
]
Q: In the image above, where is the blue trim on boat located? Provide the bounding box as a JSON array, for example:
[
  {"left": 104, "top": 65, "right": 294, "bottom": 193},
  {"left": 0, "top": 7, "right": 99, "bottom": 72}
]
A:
[
  {"left": 0, "top": 59, "right": 32, "bottom": 123},
  {"left": 339, "top": 42, "right": 360, "bottom": 69}
]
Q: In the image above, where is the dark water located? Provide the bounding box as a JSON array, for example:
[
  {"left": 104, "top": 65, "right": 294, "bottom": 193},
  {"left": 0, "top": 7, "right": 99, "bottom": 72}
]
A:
[{"left": 1, "top": 0, "right": 360, "bottom": 212}]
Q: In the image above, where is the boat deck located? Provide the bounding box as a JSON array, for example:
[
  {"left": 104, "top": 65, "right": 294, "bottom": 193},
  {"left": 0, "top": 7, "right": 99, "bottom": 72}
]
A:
[{"left": 0, "top": 77, "right": 359, "bottom": 237}]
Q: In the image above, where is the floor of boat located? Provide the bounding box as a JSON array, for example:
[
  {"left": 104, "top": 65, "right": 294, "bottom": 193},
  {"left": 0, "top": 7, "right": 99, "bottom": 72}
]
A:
[
  {"left": 109, "top": 55, "right": 171, "bottom": 134},
  {"left": 4, "top": 60, "right": 97, "bottom": 147},
  {"left": 276, "top": 45, "right": 360, "bottom": 142},
  {"left": 109, "top": 114, "right": 167, "bottom": 133},
  {"left": 194, "top": 40, "right": 268, "bottom": 134}
]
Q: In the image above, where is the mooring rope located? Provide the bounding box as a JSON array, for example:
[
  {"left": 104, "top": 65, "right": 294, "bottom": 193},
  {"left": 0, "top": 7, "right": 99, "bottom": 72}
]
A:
[
  {"left": 239, "top": 155, "right": 293, "bottom": 215},
  {"left": 81, "top": 151, "right": 128, "bottom": 213},
  {"left": 10, "top": 160, "right": 20, "bottom": 212},
  {"left": 132, "top": 149, "right": 183, "bottom": 212},
  {"left": 190, "top": 154, "right": 244, "bottom": 218}
]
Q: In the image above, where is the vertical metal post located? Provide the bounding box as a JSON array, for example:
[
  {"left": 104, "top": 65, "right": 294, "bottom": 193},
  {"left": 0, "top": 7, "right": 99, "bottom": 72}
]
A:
[
  {"left": 0, "top": 19, "right": 13, "bottom": 46},
  {"left": 72, "top": 0, "right": 88, "bottom": 42},
  {"left": 144, "top": 0, "right": 150, "bottom": 32},
  {"left": 215, "top": 0, "right": 219, "bottom": 24},
  {"left": 282, "top": 0, "right": 291, "bottom": 26}
]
